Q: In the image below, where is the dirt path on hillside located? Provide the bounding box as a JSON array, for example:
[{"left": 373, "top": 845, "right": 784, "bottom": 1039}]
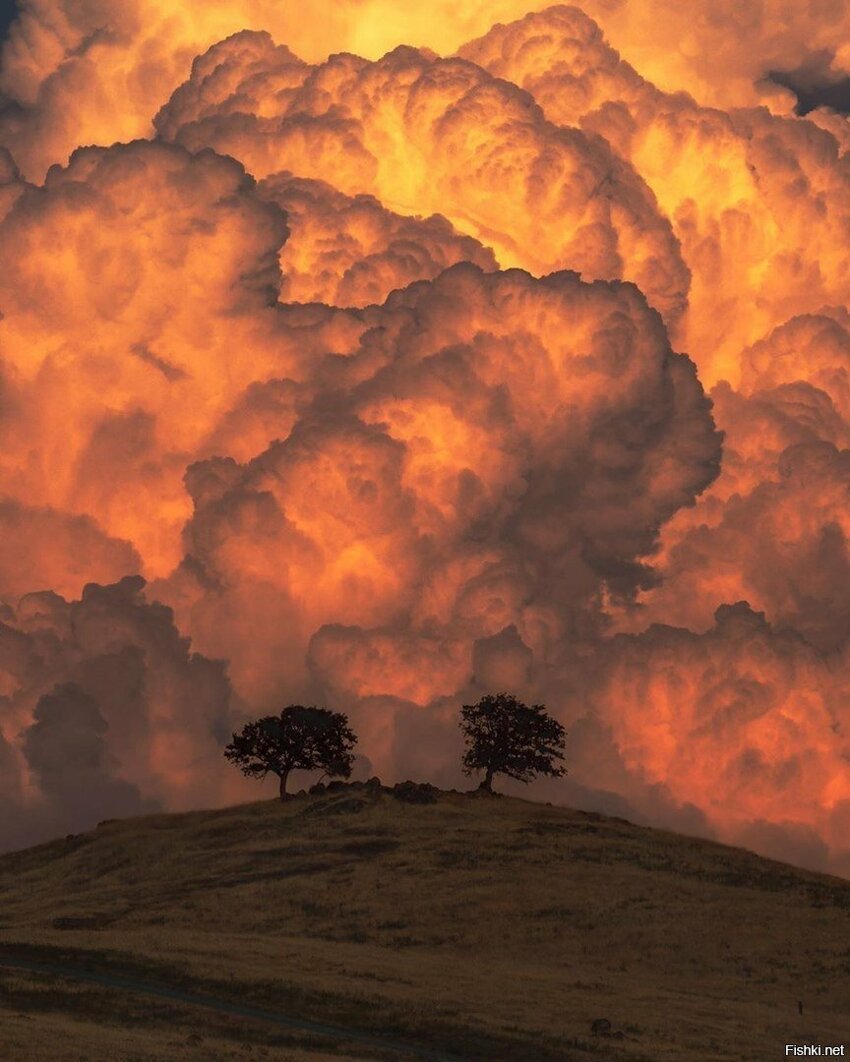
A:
[{"left": 0, "top": 955, "right": 467, "bottom": 1062}]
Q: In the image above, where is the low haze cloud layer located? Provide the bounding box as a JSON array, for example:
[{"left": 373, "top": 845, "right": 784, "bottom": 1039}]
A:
[{"left": 0, "top": 1, "right": 849, "bottom": 874}]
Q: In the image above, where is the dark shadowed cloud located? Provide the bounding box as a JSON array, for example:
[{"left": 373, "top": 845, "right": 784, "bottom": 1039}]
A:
[
  {"left": 0, "top": 1, "right": 18, "bottom": 41},
  {"left": 768, "top": 67, "right": 850, "bottom": 116}
]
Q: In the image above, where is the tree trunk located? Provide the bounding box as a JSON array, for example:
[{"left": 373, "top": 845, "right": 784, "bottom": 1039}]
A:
[
  {"left": 479, "top": 766, "right": 494, "bottom": 793},
  {"left": 278, "top": 770, "right": 290, "bottom": 801}
]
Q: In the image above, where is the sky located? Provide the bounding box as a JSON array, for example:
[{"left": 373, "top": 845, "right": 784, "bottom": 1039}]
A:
[{"left": 0, "top": 0, "right": 849, "bottom": 877}]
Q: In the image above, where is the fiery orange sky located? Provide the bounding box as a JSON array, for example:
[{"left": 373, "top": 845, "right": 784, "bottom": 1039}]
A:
[{"left": 0, "top": 0, "right": 849, "bottom": 875}]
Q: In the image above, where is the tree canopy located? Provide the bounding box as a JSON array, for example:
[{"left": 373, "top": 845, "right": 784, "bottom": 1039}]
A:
[
  {"left": 460, "top": 692, "right": 566, "bottom": 792},
  {"left": 224, "top": 705, "right": 357, "bottom": 799}
]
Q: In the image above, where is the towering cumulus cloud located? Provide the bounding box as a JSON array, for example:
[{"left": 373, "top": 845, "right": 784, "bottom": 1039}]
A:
[
  {"left": 171, "top": 264, "right": 718, "bottom": 709},
  {"left": 4, "top": 0, "right": 849, "bottom": 180},
  {"left": 0, "top": 1, "right": 849, "bottom": 874},
  {"left": 0, "top": 139, "right": 289, "bottom": 577},
  {"left": 155, "top": 32, "right": 690, "bottom": 326},
  {"left": 258, "top": 173, "right": 499, "bottom": 308},
  {"left": 460, "top": 6, "right": 850, "bottom": 382}
]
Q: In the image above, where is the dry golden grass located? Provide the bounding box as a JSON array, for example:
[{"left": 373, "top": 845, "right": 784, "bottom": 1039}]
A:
[
  {"left": 0, "top": 982, "right": 362, "bottom": 1062},
  {"left": 1, "top": 784, "right": 849, "bottom": 1060}
]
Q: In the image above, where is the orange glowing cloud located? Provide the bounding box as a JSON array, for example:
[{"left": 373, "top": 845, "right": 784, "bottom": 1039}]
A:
[
  {"left": 155, "top": 32, "right": 690, "bottom": 326},
  {"left": 159, "top": 264, "right": 718, "bottom": 726},
  {"left": 0, "top": 139, "right": 290, "bottom": 577},
  {"left": 593, "top": 603, "right": 850, "bottom": 874},
  {"left": 2, "top": 0, "right": 850, "bottom": 874},
  {"left": 5, "top": 0, "right": 849, "bottom": 182},
  {"left": 621, "top": 311, "right": 850, "bottom": 662},
  {"left": 259, "top": 173, "right": 498, "bottom": 308},
  {"left": 461, "top": 6, "right": 850, "bottom": 383}
]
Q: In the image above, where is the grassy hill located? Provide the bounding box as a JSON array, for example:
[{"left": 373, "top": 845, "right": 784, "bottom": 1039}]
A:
[{"left": 1, "top": 781, "right": 848, "bottom": 1061}]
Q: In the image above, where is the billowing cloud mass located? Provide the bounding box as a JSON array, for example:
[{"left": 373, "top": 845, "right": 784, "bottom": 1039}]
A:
[
  {"left": 258, "top": 173, "right": 498, "bottom": 307},
  {"left": 460, "top": 6, "right": 850, "bottom": 383},
  {"left": 4, "top": 0, "right": 850, "bottom": 181},
  {"left": 0, "top": 138, "right": 290, "bottom": 577},
  {"left": 154, "top": 32, "right": 690, "bottom": 327},
  {"left": 0, "top": 576, "right": 236, "bottom": 850},
  {"left": 593, "top": 604, "right": 850, "bottom": 876},
  {"left": 168, "top": 264, "right": 718, "bottom": 714},
  {"left": 0, "top": 1, "right": 849, "bottom": 875}
]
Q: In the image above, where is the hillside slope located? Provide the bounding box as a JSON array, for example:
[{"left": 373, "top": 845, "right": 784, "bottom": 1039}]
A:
[{"left": 1, "top": 782, "right": 848, "bottom": 1061}]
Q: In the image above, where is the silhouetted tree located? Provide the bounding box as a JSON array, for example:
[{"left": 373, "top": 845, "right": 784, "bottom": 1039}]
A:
[
  {"left": 224, "top": 705, "right": 357, "bottom": 800},
  {"left": 460, "top": 692, "right": 566, "bottom": 793}
]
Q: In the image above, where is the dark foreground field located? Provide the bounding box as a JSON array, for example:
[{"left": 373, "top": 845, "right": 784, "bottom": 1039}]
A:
[{"left": 0, "top": 782, "right": 848, "bottom": 1061}]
